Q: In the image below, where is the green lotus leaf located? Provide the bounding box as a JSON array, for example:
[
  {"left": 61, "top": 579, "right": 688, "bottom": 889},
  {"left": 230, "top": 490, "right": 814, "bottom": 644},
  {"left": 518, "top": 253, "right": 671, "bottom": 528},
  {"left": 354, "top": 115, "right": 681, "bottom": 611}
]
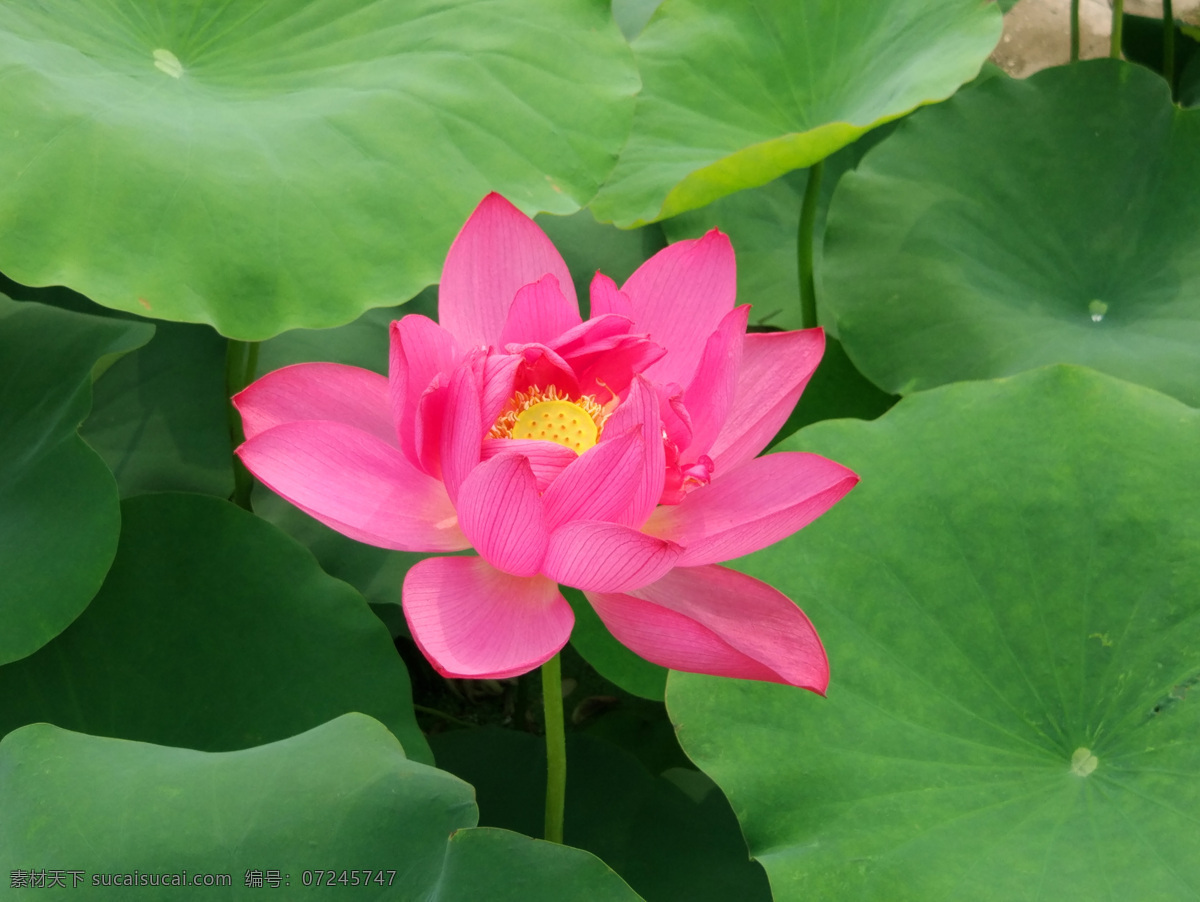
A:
[
  {"left": 668, "top": 366, "right": 1200, "bottom": 900},
  {"left": 0, "top": 297, "right": 152, "bottom": 666},
  {"left": 771, "top": 338, "right": 896, "bottom": 445},
  {"left": 1181, "top": 44, "right": 1200, "bottom": 107},
  {"left": 82, "top": 321, "right": 234, "bottom": 497},
  {"left": 431, "top": 728, "right": 770, "bottom": 902},
  {"left": 535, "top": 211, "right": 668, "bottom": 315},
  {"left": 823, "top": 60, "right": 1200, "bottom": 405},
  {"left": 590, "top": 0, "right": 1001, "bottom": 226},
  {"left": 254, "top": 295, "right": 436, "bottom": 616},
  {"left": 253, "top": 482, "right": 428, "bottom": 616},
  {"left": 660, "top": 120, "right": 901, "bottom": 331},
  {"left": 664, "top": 170, "right": 811, "bottom": 331},
  {"left": 659, "top": 153, "right": 898, "bottom": 446},
  {"left": 0, "top": 492, "right": 431, "bottom": 765},
  {"left": 0, "top": 0, "right": 638, "bottom": 339},
  {"left": 0, "top": 714, "right": 641, "bottom": 900},
  {"left": 257, "top": 289, "right": 438, "bottom": 375},
  {"left": 612, "top": 0, "right": 664, "bottom": 41}
]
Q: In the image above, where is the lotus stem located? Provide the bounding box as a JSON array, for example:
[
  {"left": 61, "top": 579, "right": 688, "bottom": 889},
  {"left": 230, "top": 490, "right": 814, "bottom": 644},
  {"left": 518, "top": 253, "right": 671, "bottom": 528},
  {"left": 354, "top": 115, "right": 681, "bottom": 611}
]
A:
[
  {"left": 1110, "top": 0, "right": 1125, "bottom": 58},
  {"left": 226, "top": 339, "right": 260, "bottom": 511},
  {"left": 1070, "top": 0, "right": 1081, "bottom": 62},
  {"left": 1164, "top": 0, "right": 1176, "bottom": 93},
  {"left": 798, "top": 159, "right": 824, "bottom": 330},
  {"left": 542, "top": 652, "right": 567, "bottom": 844}
]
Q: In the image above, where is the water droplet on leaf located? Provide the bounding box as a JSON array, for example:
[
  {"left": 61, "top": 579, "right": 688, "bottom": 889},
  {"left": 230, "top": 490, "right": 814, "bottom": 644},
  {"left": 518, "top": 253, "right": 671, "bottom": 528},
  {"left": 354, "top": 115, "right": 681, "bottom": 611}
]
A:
[
  {"left": 1070, "top": 747, "right": 1098, "bottom": 776},
  {"left": 153, "top": 48, "right": 183, "bottom": 79}
]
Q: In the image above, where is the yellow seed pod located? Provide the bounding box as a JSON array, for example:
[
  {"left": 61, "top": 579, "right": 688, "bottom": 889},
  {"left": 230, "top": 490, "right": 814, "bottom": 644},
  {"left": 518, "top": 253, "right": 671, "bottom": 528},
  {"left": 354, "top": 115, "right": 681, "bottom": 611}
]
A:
[{"left": 511, "top": 399, "right": 599, "bottom": 454}]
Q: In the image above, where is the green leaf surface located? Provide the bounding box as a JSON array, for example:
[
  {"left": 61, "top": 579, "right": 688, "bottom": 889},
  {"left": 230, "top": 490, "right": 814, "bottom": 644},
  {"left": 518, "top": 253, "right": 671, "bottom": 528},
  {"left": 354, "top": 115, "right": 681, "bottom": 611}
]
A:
[
  {"left": 770, "top": 337, "right": 896, "bottom": 446},
  {"left": 823, "top": 60, "right": 1200, "bottom": 405},
  {"left": 661, "top": 122, "right": 899, "bottom": 332},
  {"left": 0, "top": 714, "right": 641, "bottom": 900},
  {"left": 536, "top": 211, "right": 667, "bottom": 316},
  {"left": 253, "top": 483, "right": 427, "bottom": 615},
  {"left": 590, "top": 0, "right": 1002, "bottom": 226},
  {"left": 433, "top": 827, "right": 642, "bottom": 902},
  {"left": 668, "top": 366, "right": 1200, "bottom": 900},
  {"left": 0, "top": 492, "right": 431, "bottom": 765},
  {"left": 431, "top": 728, "right": 769, "bottom": 902},
  {"left": 0, "top": 0, "right": 638, "bottom": 339},
  {"left": 0, "top": 297, "right": 152, "bottom": 666},
  {"left": 1181, "top": 47, "right": 1200, "bottom": 106},
  {"left": 257, "top": 289, "right": 439, "bottom": 376},
  {"left": 81, "top": 322, "right": 234, "bottom": 497},
  {"left": 664, "top": 170, "right": 811, "bottom": 331},
  {"left": 1120, "top": 12, "right": 1200, "bottom": 88},
  {"left": 612, "top": 0, "right": 664, "bottom": 41},
  {"left": 254, "top": 293, "right": 443, "bottom": 619}
]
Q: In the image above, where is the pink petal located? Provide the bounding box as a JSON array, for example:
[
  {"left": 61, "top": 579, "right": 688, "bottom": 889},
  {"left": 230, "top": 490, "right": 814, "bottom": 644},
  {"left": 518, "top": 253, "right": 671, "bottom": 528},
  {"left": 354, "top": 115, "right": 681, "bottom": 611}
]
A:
[
  {"left": 645, "top": 452, "right": 858, "bottom": 567},
  {"left": 660, "top": 391, "right": 692, "bottom": 452},
  {"left": 440, "top": 364, "right": 483, "bottom": 504},
  {"left": 478, "top": 351, "right": 524, "bottom": 429},
  {"left": 707, "top": 328, "right": 825, "bottom": 472},
  {"left": 404, "top": 556, "right": 572, "bottom": 680},
  {"left": 412, "top": 379, "right": 450, "bottom": 478},
  {"left": 498, "top": 274, "right": 582, "bottom": 347},
  {"left": 567, "top": 334, "right": 667, "bottom": 402},
  {"left": 456, "top": 453, "right": 549, "bottom": 577},
  {"left": 621, "top": 231, "right": 736, "bottom": 389},
  {"left": 482, "top": 439, "right": 577, "bottom": 492},
  {"left": 439, "top": 193, "right": 576, "bottom": 349},
  {"left": 389, "top": 315, "right": 459, "bottom": 467},
  {"left": 505, "top": 343, "right": 580, "bottom": 398},
  {"left": 589, "top": 271, "right": 635, "bottom": 319},
  {"left": 541, "top": 430, "right": 643, "bottom": 531},
  {"left": 238, "top": 421, "right": 467, "bottom": 552},
  {"left": 600, "top": 376, "right": 665, "bottom": 527},
  {"left": 681, "top": 305, "right": 748, "bottom": 460},
  {"left": 235, "top": 363, "right": 394, "bottom": 445},
  {"left": 549, "top": 311, "right": 635, "bottom": 357},
  {"left": 587, "top": 565, "right": 828, "bottom": 691},
  {"left": 542, "top": 521, "right": 680, "bottom": 593}
]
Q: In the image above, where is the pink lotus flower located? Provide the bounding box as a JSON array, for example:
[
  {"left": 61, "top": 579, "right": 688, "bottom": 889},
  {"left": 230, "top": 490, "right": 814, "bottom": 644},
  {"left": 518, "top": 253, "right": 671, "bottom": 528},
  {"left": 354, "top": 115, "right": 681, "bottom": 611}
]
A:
[{"left": 235, "top": 194, "right": 857, "bottom": 691}]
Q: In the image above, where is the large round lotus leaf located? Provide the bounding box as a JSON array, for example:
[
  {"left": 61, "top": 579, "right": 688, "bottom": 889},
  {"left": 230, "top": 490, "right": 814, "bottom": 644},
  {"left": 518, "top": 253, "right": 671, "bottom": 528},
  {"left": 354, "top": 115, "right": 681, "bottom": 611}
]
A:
[
  {"left": 0, "top": 297, "right": 152, "bottom": 666},
  {"left": 82, "top": 321, "right": 234, "bottom": 497},
  {"left": 667, "top": 366, "right": 1200, "bottom": 900},
  {"left": 0, "top": 714, "right": 641, "bottom": 901},
  {"left": 589, "top": 0, "right": 1002, "bottom": 226},
  {"left": 430, "top": 728, "right": 770, "bottom": 902},
  {"left": 0, "top": 492, "right": 431, "bottom": 765},
  {"left": 0, "top": 0, "right": 638, "bottom": 339},
  {"left": 823, "top": 60, "right": 1200, "bottom": 405}
]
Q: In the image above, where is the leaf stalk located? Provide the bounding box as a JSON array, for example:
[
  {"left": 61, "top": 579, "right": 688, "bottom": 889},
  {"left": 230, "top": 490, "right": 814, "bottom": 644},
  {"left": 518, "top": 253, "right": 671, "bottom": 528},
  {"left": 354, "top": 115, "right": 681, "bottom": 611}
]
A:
[
  {"left": 798, "top": 159, "right": 825, "bottom": 331},
  {"left": 542, "top": 653, "right": 567, "bottom": 844}
]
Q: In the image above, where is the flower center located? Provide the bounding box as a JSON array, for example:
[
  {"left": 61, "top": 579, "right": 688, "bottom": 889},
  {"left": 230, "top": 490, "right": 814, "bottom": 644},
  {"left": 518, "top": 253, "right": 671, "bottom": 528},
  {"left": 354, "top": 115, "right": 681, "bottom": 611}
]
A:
[{"left": 489, "top": 385, "right": 607, "bottom": 454}]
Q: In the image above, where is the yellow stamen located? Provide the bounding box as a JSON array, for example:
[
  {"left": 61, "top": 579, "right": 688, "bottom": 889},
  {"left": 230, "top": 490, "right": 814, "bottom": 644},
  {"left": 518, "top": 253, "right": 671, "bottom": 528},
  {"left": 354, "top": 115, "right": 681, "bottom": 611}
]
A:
[{"left": 489, "top": 385, "right": 608, "bottom": 454}]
